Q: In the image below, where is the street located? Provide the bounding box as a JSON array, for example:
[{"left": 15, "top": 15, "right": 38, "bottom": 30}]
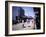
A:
[{"left": 12, "top": 19, "right": 36, "bottom": 30}]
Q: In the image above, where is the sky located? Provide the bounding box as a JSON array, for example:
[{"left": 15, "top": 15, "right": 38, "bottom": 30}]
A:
[
  {"left": 22, "top": 7, "right": 35, "bottom": 18},
  {"left": 12, "top": 6, "right": 35, "bottom": 20}
]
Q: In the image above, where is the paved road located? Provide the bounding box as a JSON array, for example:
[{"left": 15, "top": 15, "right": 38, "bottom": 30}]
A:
[{"left": 12, "top": 20, "right": 36, "bottom": 30}]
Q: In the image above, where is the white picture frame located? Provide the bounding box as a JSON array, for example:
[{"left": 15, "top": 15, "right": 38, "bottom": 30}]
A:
[{"left": 5, "top": 1, "right": 45, "bottom": 36}]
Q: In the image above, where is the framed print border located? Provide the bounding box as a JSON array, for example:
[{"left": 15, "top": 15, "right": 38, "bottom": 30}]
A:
[{"left": 5, "top": 1, "right": 45, "bottom": 36}]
